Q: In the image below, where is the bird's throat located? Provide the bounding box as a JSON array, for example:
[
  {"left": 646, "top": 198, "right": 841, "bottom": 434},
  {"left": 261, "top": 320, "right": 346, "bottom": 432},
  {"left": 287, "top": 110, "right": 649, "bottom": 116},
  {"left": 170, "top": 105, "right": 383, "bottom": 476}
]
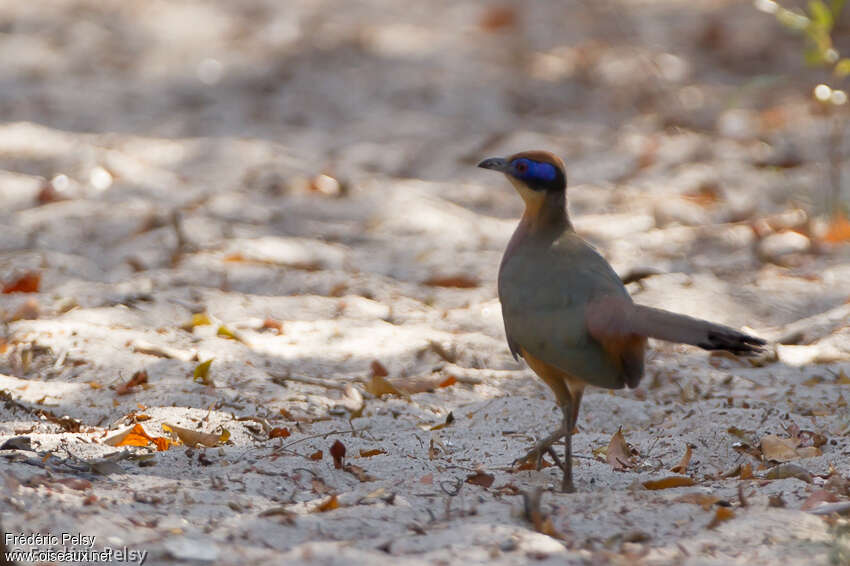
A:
[{"left": 519, "top": 188, "right": 571, "bottom": 234}]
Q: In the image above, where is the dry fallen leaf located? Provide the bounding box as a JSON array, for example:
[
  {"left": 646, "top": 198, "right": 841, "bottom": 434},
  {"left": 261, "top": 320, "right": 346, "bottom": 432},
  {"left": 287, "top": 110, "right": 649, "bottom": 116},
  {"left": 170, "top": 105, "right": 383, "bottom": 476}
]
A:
[
  {"left": 801, "top": 489, "right": 840, "bottom": 511},
  {"left": 115, "top": 370, "right": 148, "bottom": 396},
  {"left": 358, "top": 449, "right": 386, "bottom": 458},
  {"left": 707, "top": 507, "right": 735, "bottom": 529},
  {"left": 606, "top": 427, "right": 636, "bottom": 471},
  {"left": 162, "top": 423, "right": 227, "bottom": 448},
  {"left": 310, "top": 477, "right": 333, "bottom": 495},
  {"left": 764, "top": 463, "right": 813, "bottom": 483},
  {"left": 429, "top": 411, "right": 455, "bottom": 431},
  {"left": 330, "top": 439, "right": 346, "bottom": 469},
  {"left": 269, "top": 427, "right": 290, "bottom": 439},
  {"left": 343, "top": 464, "right": 375, "bottom": 482},
  {"left": 740, "top": 463, "right": 754, "bottom": 480},
  {"left": 642, "top": 476, "right": 696, "bottom": 490},
  {"left": 217, "top": 325, "right": 245, "bottom": 343},
  {"left": 309, "top": 450, "right": 323, "bottom": 461},
  {"left": 760, "top": 434, "right": 799, "bottom": 462},
  {"left": 105, "top": 424, "right": 170, "bottom": 451},
  {"left": 365, "top": 374, "right": 405, "bottom": 397},
  {"left": 254, "top": 318, "right": 281, "bottom": 336},
  {"left": 370, "top": 360, "right": 388, "bottom": 377},
  {"left": 181, "top": 313, "right": 212, "bottom": 331},
  {"left": 823, "top": 212, "right": 850, "bottom": 243},
  {"left": 2, "top": 272, "right": 40, "bottom": 294},
  {"left": 466, "top": 470, "right": 495, "bottom": 488},
  {"left": 316, "top": 495, "right": 339, "bottom": 512},
  {"left": 438, "top": 376, "right": 457, "bottom": 388},
  {"left": 514, "top": 457, "right": 553, "bottom": 471},
  {"left": 423, "top": 275, "right": 479, "bottom": 288},
  {"left": 674, "top": 492, "right": 721, "bottom": 510},
  {"left": 759, "top": 433, "right": 822, "bottom": 462},
  {"left": 670, "top": 444, "right": 693, "bottom": 474}
]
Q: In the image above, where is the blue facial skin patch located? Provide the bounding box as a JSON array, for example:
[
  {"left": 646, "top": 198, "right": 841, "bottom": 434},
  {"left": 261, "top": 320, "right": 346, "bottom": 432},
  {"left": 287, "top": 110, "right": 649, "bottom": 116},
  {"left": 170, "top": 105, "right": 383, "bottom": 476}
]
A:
[{"left": 511, "top": 158, "right": 557, "bottom": 183}]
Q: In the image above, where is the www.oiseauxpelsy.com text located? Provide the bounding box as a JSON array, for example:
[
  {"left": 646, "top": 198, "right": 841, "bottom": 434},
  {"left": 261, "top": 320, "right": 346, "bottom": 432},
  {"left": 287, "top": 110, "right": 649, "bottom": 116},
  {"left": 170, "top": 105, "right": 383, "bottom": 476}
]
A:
[{"left": 5, "top": 532, "right": 148, "bottom": 565}]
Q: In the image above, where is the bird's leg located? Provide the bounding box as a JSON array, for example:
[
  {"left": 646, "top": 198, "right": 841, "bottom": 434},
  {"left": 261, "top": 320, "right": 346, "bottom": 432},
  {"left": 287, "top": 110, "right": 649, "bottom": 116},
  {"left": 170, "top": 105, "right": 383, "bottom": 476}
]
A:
[
  {"left": 561, "top": 398, "right": 575, "bottom": 493},
  {"left": 513, "top": 425, "right": 566, "bottom": 470}
]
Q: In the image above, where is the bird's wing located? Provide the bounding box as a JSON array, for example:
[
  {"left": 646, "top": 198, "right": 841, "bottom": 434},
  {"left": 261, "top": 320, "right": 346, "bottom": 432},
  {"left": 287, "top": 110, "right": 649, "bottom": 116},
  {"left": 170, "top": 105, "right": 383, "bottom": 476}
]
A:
[{"left": 499, "top": 232, "right": 634, "bottom": 389}]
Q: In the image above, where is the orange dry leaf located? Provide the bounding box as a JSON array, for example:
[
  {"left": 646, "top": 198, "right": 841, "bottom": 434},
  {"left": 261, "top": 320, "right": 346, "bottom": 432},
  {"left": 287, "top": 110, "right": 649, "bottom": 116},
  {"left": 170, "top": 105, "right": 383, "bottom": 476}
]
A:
[
  {"left": 309, "top": 450, "right": 323, "bottom": 461},
  {"left": 438, "top": 376, "right": 457, "bottom": 388},
  {"left": 823, "top": 212, "right": 850, "bottom": 243},
  {"left": 514, "top": 458, "right": 553, "bottom": 471},
  {"left": 642, "top": 476, "right": 696, "bottom": 490},
  {"left": 115, "top": 370, "right": 148, "bottom": 395},
  {"left": 106, "top": 424, "right": 171, "bottom": 451},
  {"left": 740, "top": 463, "right": 754, "bottom": 480},
  {"left": 2, "top": 272, "right": 40, "bottom": 294},
  {"left": 466, "top": 470, "right": 495, "bottom": 488},
  {"left": 358, "top": 449, "right": 386, "bottom": 458},
  {"left": 261, "top": 318, "right": 283, "bottom": 334},
  {"left": 269, "top": 427, "right": 290, "bottom": 439},
  {"left": 606, "top": 427, "right": 636, "bottom": 471},
  {"left": 316, "top": 495, "right": 339, "bottom": 512},
  {"left": 707, "top": 507, "right": 735, "bottom": 529},
  {"left": 670, "top": 444, "right": 693, "bottom": 474}
]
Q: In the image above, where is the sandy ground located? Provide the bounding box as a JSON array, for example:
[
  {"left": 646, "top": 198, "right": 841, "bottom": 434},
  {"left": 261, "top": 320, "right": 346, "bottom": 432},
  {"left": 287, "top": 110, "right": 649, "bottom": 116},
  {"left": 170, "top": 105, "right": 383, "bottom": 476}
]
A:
[{"left": 1, "top": 1, "right": 850, "bottom": 564}]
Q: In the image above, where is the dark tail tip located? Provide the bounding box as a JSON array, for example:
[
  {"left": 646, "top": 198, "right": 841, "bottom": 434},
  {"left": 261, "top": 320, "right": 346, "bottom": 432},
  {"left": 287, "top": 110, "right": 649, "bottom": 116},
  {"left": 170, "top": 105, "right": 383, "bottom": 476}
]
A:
[{"left": 698, "top": 331, "right": 766, "bottom": 355}]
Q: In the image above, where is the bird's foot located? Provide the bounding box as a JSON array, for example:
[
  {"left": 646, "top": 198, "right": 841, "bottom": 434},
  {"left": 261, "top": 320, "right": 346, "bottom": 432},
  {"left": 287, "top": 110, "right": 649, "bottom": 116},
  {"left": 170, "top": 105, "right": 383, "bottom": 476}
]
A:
[{"left": 513, "top": 427, "right": 566, "bottom": 471}]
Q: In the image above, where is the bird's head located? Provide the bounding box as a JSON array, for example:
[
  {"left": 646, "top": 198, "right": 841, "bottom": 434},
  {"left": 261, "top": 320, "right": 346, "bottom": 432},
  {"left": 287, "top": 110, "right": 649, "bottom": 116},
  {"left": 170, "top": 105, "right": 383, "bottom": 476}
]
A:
[{"left": 477, "top": 150, "right": 566, "bottom": 207}]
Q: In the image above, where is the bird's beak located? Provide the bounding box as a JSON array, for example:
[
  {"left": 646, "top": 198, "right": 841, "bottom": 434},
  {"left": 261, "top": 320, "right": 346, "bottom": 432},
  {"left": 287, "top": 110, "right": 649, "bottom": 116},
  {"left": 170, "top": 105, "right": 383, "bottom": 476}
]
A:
[{"left": 477, "top": 157, "right": 508, "bottom": 172}]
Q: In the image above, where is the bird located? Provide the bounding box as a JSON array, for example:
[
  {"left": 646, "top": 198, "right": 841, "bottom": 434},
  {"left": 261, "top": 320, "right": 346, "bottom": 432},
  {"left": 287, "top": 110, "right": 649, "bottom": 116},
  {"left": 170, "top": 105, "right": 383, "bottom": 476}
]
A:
[{"left": 478, "top": 150, "right": 765, "bottom": 493}]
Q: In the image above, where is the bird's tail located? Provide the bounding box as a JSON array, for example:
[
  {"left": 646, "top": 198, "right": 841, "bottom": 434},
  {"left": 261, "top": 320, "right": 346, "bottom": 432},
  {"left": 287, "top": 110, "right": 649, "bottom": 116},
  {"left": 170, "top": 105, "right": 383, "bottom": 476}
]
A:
[{"left": 630, "top": 305, "right": 765, "bottom": 355}]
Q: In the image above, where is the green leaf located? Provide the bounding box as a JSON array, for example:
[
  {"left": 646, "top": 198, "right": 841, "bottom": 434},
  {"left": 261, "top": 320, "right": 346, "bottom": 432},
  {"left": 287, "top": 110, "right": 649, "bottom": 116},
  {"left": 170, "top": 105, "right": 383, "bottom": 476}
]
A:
[
  {"left": 809, "top": 0, "right": 834, "bottom": 31},
  {"left": 193, "top": 358, "right": 214, "bottom": 385},
  {"left": 835, "top": 58, "right": 850, "bottom": 77},
  {"left": 805, "top": 46, "right": 826, "bottom": 66}
]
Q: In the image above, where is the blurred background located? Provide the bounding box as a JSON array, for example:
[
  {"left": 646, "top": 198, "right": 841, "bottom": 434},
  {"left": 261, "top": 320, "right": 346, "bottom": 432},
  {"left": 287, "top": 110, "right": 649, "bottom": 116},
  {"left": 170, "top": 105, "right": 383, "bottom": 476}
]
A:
[
  {"left": 2, "top": 0, "right": 850, "bottom": 381},
  {"left": 2, "top": 2, "right": 850, "bottom": 562}
]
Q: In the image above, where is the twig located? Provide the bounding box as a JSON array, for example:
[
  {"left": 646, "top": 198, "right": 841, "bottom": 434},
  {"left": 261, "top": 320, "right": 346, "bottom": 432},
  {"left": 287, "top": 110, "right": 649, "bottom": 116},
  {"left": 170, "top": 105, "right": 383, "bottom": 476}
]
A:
[
  {"left": 267, "top": 371, "right": 351, "bottom": 392},
  {"left": 132, "top": 340, "right": 196, "bottom": 362},
  {"left": 276, "top": 428, "right": 366, "bottom": 451},
  {"left": 808, "top": 501, "right": 850, "bottom": 516},
  {"left": 763, "top": 303, "right": 850, "bottom": 345},
  {"left": 439, "top": 364, "right": 518, "bottom": 385}
]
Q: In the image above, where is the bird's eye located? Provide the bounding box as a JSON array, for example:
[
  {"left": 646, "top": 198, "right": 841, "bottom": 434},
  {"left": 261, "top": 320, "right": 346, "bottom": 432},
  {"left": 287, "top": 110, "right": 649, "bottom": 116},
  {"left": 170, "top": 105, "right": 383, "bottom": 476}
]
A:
[{"left": 515, "top": 161, "right": 528, "bottom": 173}]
